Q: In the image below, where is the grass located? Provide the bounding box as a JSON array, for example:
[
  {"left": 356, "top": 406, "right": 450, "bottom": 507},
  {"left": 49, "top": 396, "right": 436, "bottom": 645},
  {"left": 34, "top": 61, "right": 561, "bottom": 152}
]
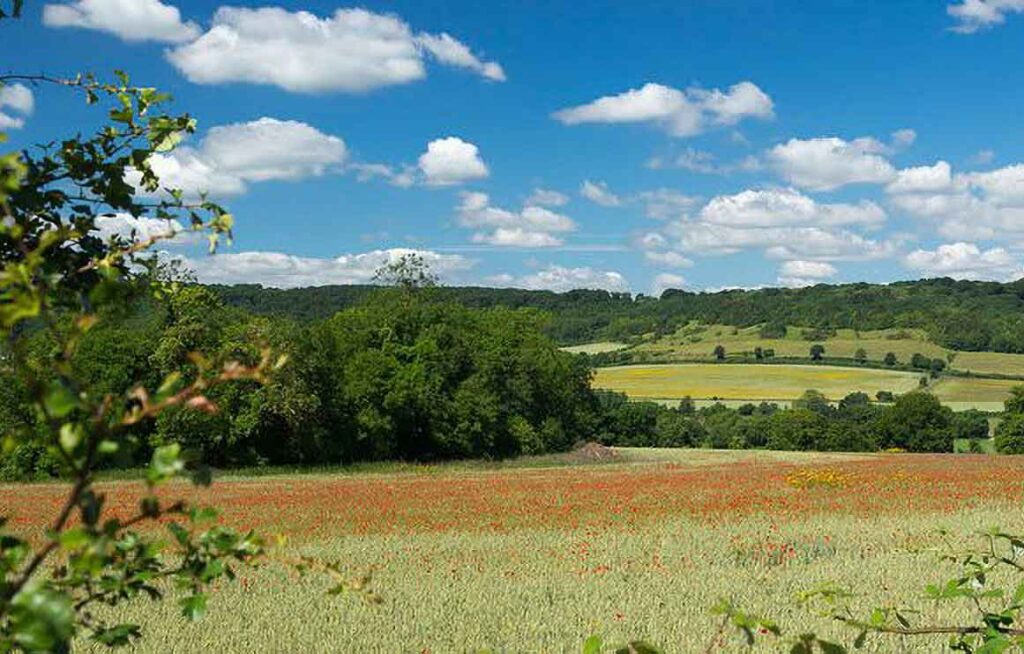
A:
[
  {"left": 3, "top": 449, "right": 1016, "bottom": 651},
  {"left": 621, "top": 322, "right": 1024, "bottom": 378},
  {"left": 931, "top": 376, "right": 1024, "bottom": 408},
  {"left": 593, "top": 363, "right": 923, "bottom": 402},
  {"left": 561, "top": 341, "right": 630, "bottom": 355}
]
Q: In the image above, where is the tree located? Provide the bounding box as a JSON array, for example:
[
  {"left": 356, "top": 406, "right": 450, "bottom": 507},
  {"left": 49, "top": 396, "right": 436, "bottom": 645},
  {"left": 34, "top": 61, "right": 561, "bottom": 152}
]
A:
[
  {"left": 952, "top": 409, "right": 989, "bottom": 443},
  {"left": 854, "top": 348, "right": 867, "bottom": 363},
  {"left": 713, "top": 344, "right": 726, "bottom": 360},
  {"left": 883, "top": 352, "right": 897, "bottom": 366},
  {"left": 994, "top": 414, "right": 1024, "bottom": 454},
  {"left": 809, "top": 344, "right": 825, "bottom": 361},
  {"left": 763, "top": 348, "right": 775, "bottom": 360},
  {"left": 0, "top": 71, "right": 290, "bottom": 650},
  {"left": 875, "top": 392, "right": 955, "bottom": 452},
  {"left": 1005, "top": 385, "right": 1024, "bottom": 414},
  {"left": 373, "top": 252, "right": 439, "bottom": 289},
  {"left": 911, "top": 352, "right": 930, "bottom": 369},
  {"left": 929, "top": 358, "right": 946, "bottom": 376},
  {"left": 876, "top": 390, "right": 895, "bottom": 402},
  {"left": 753, "top": 346, "right": 763, "bottom": 360},
  {"left": 792, "top": 389, "right": 832, "bottom": 416}
]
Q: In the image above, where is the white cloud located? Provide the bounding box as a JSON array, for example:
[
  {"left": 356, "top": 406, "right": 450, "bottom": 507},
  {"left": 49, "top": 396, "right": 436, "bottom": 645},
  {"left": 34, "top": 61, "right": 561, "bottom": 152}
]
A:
[
  {"left": 166, "top": 7, "right": 503, "bottom": 93},
  {"left": 552, "top": 81, "right": 773, "bottom": 137},
  {"left": 891, "top": 128, "right": 917, "bottom": 148},
  {"left": 636, "top": 189, "right": 700, "bottom": 220},
  {"left": 667, "top": 222, "right": 898, "bottom": 261},
  {"left": 180, "top": 248, "right": 473, "bottom": 288},
  {"left": 777, "top": 260, "right": 838, "bottom": 287},
  {"left": 94, "top": 213, "right": 194, "bottom": 244},
  {"left": 948, "top": 0, "right": 1024, "bottom": 33},
  {"left": 132, "top": 117, "right": 347, "bottom": 198},
  {"left": 43, "top": 0, "right": 199, "bottom": 43},
  {"left": 767, "top": 136, "right": 897, "bottom": 191},
  {"left": 904, "top": 242, "right": 1023, "bottom": 281},
  {"left": 886, "top": 161, "right": 954, "bottom": 194},
  {"left": 525, "top": 188, "right": 569, "bottom": 207},
  {"left": 644, "top": 250, "right": 694, "bottom": 268},
  {"left": 496, "top": 265, "right": 630, "bottom": 293},
  {"left": 886, "top": 161, "right": 1024, "bottom": 242},
  {"left": 579, "top": 180, "right": 621, "bottom": 207},
  {"left": 652, "top": 273, "right": 686, "bottom": 295},
  {"left": 417, "top": 137, "right": 489, "bottom": 186},
  {"left": 456, "top": 192, "right": 575, "bottom": 247},
  {"left": 0, "top": 83, "right": 34, "bottom": 130},
  {"left": 699, "top": 188, "right": 886, "bottom": 228},
  {"left": 415, "top": 32, "right": 505, "bottom": 81}
]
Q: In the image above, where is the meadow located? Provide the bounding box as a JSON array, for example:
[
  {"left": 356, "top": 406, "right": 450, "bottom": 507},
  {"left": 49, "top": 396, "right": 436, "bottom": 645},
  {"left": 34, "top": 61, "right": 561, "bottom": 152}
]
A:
[
  {"left": 593, "top": 363, "right": 923, "bottom": 403},
  {"left": 3, "top": 449, "right": 1023, "bottom": 652},
  {"left": 626, "top": 322, "right": 1024, "bottom": 377}
]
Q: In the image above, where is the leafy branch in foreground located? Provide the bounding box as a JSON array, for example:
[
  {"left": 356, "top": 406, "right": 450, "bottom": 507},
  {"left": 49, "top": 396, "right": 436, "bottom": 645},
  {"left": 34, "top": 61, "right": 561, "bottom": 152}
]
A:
[
  {"left": 0, "top": 65, "right": 279, "bottom": 650},
  {"left": 711, "top": 528, "right": 1024, "bottom": 653}
]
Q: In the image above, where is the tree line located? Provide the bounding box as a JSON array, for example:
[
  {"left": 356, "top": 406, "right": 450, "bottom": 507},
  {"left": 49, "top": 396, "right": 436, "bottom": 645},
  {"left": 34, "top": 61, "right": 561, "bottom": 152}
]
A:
[
  {"left": 5, "top": 281, "right": 1019, "bottom": 480},
  {"left": 212, "top": 277, "right": 1024, "bottom": 353}
]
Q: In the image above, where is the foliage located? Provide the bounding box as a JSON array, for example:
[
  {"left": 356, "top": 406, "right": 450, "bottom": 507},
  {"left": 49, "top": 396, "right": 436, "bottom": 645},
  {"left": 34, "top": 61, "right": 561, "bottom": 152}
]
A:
[
  {"left": 714, "top": 528, "right": 1024, "bottom": 653},
  {"left": 994, "top": 414, "right": 1024, "bottom": 454},
  {"left": 211, "top": 277, "right": 1024, "bottom": 353},
  {"left": 0, "top": 69, "right": 273, "bottom": 649}
]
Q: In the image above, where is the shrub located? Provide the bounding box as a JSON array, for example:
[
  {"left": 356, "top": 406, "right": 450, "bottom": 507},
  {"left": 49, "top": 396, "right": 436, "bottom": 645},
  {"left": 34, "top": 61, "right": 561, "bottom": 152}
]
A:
[{"left": 994, "top": 414, "right": 1024, "bottom": 454}]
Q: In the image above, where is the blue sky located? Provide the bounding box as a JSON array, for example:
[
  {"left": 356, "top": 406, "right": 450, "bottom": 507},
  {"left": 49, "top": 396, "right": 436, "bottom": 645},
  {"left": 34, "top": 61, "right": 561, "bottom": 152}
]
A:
[{"left": 4, "top": 0, "right": 1024, "bottom": 293}]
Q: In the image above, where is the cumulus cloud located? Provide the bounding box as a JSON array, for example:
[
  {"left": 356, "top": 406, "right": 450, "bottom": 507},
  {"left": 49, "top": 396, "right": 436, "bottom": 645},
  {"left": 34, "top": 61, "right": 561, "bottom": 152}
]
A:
[
  {"left": 699, "top": 188, "right": 885, "bottom": 228},
  {"left": 886, "top": 161, "right": 1024, "bottom": 242},
  {"left": 767, "top": 136, "right": 897, "bottom": 191},
  {"left": 644, "top": 250, "right": 694, "bottom": 268},
  {"left": 493, "top": 265, "right": 630, "bottom": 293},
  {"left": 525, "top": 188, "right": 569, "bottom": 208},
  {"left": 886, "top": 161, "right": 954, "bottom": 194},
  {"left": 43, "top": 0, "right": 199, "bottom": 42},
  {"left": 579, "top": 180, "right": 621, "bottom": 207},
  {"left": 417, "top": 137, "right": 489, "bottom": 186},
  {"left": 904, "top": 242, "right": 1023, "bottom": 281},
  {"left": 948, "top": 0, "right": 1024, "bottom": 33},
  {"left": 0, "top": 83, "right": 34, "bottom": 130},
  {"left": 666, "top": 221, "right": 898, "bottom": 261},
  {"left": 180, "top": 248, "right": 473, "bottom": 288},
  {"left": 777, "top": 260, "right": 838, "bottom": 287},
  {"left": 166, "top": 7, "right": 504, "bottom": 93},
  {"left": 456, "top": 192, "right": 575, "bottom": 247},
  {"left": 552, "top": 81, "right": 773, "bottom": 137},
  {"left": 94, "top": 213, "right": 195, "bottom": 245},
  {"left": 652, "top": 273, "right": 686, "bottom": 295},
  {"left": 131, "top": 117, "right": 347, "bottom": 198}
]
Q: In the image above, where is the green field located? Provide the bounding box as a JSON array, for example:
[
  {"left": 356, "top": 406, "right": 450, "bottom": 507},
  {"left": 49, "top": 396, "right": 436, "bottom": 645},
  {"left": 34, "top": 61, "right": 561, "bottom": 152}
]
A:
[
  {"left": 561, "top": 341, "right": 630, "bottom": 355},
  {"left": 619, "top": 322, "right": 1024, "bottom": 378},
  {"left": 593, "top": 363, "right": 923, "bottom": 402}
]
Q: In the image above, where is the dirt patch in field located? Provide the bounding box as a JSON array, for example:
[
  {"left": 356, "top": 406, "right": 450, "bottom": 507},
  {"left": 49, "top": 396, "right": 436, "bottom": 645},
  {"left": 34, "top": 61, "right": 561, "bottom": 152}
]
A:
[{"left": 565, "top": 442, "right": 619, "bottom": 463}]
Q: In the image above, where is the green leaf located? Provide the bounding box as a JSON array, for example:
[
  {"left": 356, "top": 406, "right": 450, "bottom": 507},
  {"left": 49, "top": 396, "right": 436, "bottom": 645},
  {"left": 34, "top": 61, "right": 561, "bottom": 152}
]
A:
[
  {"left": 582, "top": 635, "right": 603, "bottom": 654},
  {"left": 44, "top": 383, "right": 80, "bottom": 419},
  {"left": 9, "top": 586, "right": 75, "bottom": 652},
  {"left": 91, "top": 623, "right": 142, "bottom": 647},
  {"left": 147, "top": 443, "right": 183, "bottom": 485},
  {"left": 179, "top": 593, "right": 207, "bottom": 621}
]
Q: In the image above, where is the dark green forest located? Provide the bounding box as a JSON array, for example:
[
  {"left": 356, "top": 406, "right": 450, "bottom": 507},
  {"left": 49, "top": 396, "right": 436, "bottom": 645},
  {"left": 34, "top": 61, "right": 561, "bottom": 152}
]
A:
[{"left": 213, "top": 277, "right": 1024, "bottom": 352}]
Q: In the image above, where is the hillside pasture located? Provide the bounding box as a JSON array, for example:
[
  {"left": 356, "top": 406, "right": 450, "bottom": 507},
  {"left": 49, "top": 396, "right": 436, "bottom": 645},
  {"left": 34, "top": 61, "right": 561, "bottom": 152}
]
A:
[
  {"left": 931, "top": 376, "right": 1023, "bottom": 411},
  {"left": 593, "top": 363, "right": 922, "bottom": 402},
  {"left": 561, "top": 341, "right": 630, "bottom": 355},
  {"left": 3, "top": 450, "right": 1022, "bottom": 652},
  {"left": 632, "top": 323, "right": 948, "bottom": 364}
]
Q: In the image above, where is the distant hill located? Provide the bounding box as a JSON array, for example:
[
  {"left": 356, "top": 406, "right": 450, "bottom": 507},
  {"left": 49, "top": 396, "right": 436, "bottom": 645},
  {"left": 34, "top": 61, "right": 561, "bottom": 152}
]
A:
[{"left": 210, "top": 277, "right": 1024, "bottom": 353}]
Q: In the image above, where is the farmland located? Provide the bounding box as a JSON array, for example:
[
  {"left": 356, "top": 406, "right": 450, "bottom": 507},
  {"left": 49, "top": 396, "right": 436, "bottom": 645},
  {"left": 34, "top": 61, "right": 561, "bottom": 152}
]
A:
[
  {"left": 3, "top": 450, "right": 1022, "bottom": 652},
  {"left": 622, "top": 322, "right": 1024, "bottom": 377},
  {"left": 593, "top": 363, "right": 923, "bottom": 403}
]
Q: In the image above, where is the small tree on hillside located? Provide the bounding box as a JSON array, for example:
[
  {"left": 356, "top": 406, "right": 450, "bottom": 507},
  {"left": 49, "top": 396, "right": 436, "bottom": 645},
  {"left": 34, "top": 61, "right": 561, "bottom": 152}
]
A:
[
  {"left": 883, "top": 352, "right": 897, "bottom": 366},
  {"left": 754, "top": 346, "right": 764, "bottom": 360},
  {"left": 1005, "top": 385, "right": 1024, "bottom": 415},
  {"left": 854, "top": 348, "right": 867, "bottom": 363},
  {"left": 713, "top": 344, "right": 726, "bottom": 361},
  {"left": 809, "top": 344, "right": 825, "bottom": 361}
]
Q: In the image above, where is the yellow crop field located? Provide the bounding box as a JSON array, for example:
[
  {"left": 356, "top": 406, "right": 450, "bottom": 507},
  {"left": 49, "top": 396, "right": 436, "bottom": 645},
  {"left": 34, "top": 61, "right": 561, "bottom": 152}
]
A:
[
  {"left": 592, "top": 363, "right": 922, "bottom": 401},
  {"left": 953, "top": 351, "right": 1024, "bottom": 376},
  {"left": 931, "top": 376, "right": 1022, "bottom": 409}
]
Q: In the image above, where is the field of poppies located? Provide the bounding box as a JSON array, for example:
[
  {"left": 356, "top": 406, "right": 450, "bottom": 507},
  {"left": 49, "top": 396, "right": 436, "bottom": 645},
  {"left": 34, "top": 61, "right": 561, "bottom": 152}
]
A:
[{"left": 3, "top": 449, "right": 1023, "bottom": 652}]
